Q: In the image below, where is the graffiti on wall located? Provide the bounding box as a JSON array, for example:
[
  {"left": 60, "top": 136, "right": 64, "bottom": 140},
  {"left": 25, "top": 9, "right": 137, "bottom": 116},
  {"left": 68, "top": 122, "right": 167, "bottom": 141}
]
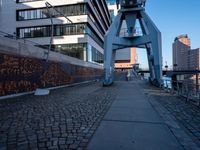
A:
[{"left": 0, "top": 53, "right": 103, "bottom": 96}]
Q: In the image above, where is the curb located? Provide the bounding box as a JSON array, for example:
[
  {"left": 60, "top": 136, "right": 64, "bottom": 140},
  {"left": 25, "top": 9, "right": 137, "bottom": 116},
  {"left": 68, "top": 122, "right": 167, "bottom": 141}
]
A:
[{"left": 0, "top": 80, "right": 96, "bottom": 100}]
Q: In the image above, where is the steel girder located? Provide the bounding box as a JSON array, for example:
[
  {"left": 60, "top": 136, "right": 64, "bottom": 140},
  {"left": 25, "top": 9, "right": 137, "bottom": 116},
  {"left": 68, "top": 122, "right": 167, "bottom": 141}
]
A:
[{"left": 103, "top": 2, "right": 162, "bottom": 86}]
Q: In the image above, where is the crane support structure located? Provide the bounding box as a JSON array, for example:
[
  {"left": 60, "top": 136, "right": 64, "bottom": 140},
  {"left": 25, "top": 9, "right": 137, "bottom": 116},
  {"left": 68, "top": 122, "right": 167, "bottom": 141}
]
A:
[{"left": 103, "top": 0, "right": 162, "bottom": 86}]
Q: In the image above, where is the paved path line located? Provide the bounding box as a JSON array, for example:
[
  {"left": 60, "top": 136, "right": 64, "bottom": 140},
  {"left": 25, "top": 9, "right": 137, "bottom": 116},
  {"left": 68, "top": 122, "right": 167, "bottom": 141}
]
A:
[
  {"left": 88, "top": 80, "right": 184, "bottom": 150},
  {"left": 0, "top": 80, "right": 94, "bottom": 100}
]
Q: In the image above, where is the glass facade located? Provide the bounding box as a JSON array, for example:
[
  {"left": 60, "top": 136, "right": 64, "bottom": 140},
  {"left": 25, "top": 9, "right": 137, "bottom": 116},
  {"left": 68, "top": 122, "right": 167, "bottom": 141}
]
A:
[
  {"left": 17, "top": 23, "right": 85, "bottom": 38},
  {"left": 16, "top": 0, "right": 42, "bottom": 3},
  {"left": 17, "top": 3, "right": 105, "bottom": 38},
  {"left": 52, "top": 43, "right": 87, "bottom": 61},
  {"left": 15, "top": 1, "right": 110, "bottom": 64},
  {"left": 17, "top": 23, "right": 103, "bottom": 48},
  {"left": 86, "top": 24, "right": 103, "bottom": 48},
  {"left": 106, "top": 0, "right": 116, "bottom": 5},
  {"left": 42, "top": 43, "right": 103, "bottom": 63},
  {"left": 17, "top": 4, "right": 87, "bottom": 21},
  {"left": 91, "top": 46, "right": 103, "bottom": 63}
]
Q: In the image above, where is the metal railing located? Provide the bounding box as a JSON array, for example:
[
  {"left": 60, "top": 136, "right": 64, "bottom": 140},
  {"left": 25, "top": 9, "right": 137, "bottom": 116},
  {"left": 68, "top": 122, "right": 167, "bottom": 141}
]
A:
[
  {"left": 162, "top": 79, "right": 200, "bottom": 106},
  {"left": 0, "top": 30, "right": 50, "bottom": 50},
  {"left": 119, "top": 27, "right": 143, "bottom": 37},
  {"left": 0, "top": 30, "right": 57, "bottom": 61}
]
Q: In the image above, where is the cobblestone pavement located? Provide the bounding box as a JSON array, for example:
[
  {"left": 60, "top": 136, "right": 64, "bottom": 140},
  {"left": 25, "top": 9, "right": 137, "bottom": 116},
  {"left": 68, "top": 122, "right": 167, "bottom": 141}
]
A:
[
  {"left": 143, "top": 83, "right": 200, "bottom": 150},
  {"left": 0, "top": 82, "right": 118, "bottom": 150}
]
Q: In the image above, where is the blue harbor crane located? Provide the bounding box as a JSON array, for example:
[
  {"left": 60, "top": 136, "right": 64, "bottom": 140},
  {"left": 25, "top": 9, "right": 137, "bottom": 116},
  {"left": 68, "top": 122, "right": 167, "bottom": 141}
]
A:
[{"left": 103, "top": 0, "right": 162, "bottom": 86}]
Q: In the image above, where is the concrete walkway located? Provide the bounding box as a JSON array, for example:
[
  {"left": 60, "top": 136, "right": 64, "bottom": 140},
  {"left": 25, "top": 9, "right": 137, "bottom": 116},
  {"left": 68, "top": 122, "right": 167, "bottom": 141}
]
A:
[{"left": 88, "top": 80, "right": 184, "bottom": 150}]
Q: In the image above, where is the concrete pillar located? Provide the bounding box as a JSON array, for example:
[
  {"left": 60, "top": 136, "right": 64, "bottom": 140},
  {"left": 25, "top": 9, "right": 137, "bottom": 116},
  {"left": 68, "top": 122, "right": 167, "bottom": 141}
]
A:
[
  {"left": 87, "top": 44, "right": 92, "bottom": 62},
  {"left": 196, "top": 73, "right": 199, "bottom": 94}
]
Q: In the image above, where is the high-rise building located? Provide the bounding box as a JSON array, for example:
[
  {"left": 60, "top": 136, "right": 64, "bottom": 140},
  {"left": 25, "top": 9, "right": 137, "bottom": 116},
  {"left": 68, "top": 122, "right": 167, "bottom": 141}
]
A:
[
  {"left": 172, "top": 35, "right": 200, "bottom": 82},
  {"left": 188, "top": 48, "right": 200, "bottom": 70},
  {"left": 172, "top": 34, "right": 191, "bottom": 70},
  {"left": 114, "top": 48, "right": 136, "bottom": 69},
  {"left": 106, "top": 0, "right": 136, "bottom": 70},
  {"left": 188, "top": 48, "right": 200, "bottom": 81},
  {"left": 0, "top": 0, "right": 111, "bottom": 64}
]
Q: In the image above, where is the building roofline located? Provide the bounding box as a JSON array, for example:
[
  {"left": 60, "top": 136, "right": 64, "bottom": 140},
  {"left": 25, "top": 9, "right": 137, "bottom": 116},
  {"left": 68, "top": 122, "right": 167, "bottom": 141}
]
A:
[{"left": 174, "top": 34, "right": 188, "bottom": 41}]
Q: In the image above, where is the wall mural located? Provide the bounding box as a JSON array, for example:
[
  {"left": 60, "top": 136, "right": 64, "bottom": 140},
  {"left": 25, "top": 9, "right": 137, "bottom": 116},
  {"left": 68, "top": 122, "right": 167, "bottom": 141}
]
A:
[{"left": 0, "top": 53, "right": 103, "bottom": 96}]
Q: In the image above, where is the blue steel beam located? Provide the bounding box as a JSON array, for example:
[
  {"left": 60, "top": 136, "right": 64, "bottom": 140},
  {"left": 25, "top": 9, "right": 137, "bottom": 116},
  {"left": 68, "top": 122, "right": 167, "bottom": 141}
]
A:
[
  {"left": 103, "top": 0, "right": 162, "bottom": 86},
  {"left": 113, "top": 36, "right": 151, "bottom": 47}
]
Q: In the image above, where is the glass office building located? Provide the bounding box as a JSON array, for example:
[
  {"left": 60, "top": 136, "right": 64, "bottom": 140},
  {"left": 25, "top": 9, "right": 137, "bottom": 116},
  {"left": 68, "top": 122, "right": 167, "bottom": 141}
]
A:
[{"left": 0, "top": 0, "right": 111, "bottom": 64}]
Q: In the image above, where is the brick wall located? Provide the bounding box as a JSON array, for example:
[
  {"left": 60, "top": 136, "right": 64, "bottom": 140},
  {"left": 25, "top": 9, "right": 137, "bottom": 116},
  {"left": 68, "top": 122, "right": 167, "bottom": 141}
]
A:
[{"left": 0, "top": 53, "right": 103, "bottom": 96}]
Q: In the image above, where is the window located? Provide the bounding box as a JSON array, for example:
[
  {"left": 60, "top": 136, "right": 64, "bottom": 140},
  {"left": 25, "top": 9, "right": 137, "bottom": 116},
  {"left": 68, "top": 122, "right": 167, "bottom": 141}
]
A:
[
  {"left": 109, "top": 10, "right": 115, "bottom": 19},
  {"left": 43, "top": 43, "right": 103, "bottom": 63},
  {"left": 51, "top": 43, "right": 87, "bottom": 60},
  {"left": 17, "top": 23, "right": 87, "bottom": 38},
  {"left": 16, "top": 0, "right": 43, "bottom": 3},
  {"left": 91, "top": 46, "right": 103, "bottom": 63},
  {"left": 106, "top": 0, "right": 116, "bottom": 5},
  {"left": 17, "top": 4, "right": 87, "bottom": 21},
  {"left": 17, "top": 23, "right": 104, "bottom": 49},
  {"left": 16, "top": 3, "right": 107, "bottom": 40}
]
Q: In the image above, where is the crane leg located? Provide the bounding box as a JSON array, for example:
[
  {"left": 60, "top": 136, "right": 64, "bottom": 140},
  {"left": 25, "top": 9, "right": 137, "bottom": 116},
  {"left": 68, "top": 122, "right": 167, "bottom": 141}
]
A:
[
  {"left": 103, "top": 13, "right": 122, "bottom": 86},
  {"left": 140, "top": 11, "right": 163, "bottom": 86}
]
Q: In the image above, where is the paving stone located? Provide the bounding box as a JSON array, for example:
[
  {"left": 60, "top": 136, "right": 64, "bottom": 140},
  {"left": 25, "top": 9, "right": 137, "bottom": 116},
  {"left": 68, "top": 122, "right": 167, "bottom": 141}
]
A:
[
  {"left": 38, "top": 142, "right": 46, "bottom": 148},
  {"left": 0, "top": 82, "right": 118, "bottom": 149},
  {"left": 146, "top": 84, "right": 200, "bottom": 148},
  {"left": 79, "top": 142, "right": 88, "bottom": 147},
  {"left": 58, "top": 139, "right": 65, "bottom": 145},
  {"left": 69, "top": 144, "right": 78, "bottom": 149},
  {"left": 59, "top": 145, "right": 68, "bottom": 149},
  {"left": 61, "top": 133, "right": 68, "bottom": 138},
  {"left": 7, "top": 144, "right": 17, "bottom": 149},
  {"left": 66, "top": 140, "right": 74, "bottom": 145},
  {"left": 48, "top": 145, "right": 59, "bottom": 150},
  {"left": 0, "top": 146, "right": 6, "bottom": 150}
]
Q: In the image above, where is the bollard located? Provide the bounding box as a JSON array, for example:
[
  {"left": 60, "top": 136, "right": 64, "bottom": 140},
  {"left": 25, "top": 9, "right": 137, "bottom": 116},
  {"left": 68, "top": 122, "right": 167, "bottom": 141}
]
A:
[{"left": 198, "top": 91, "right": 200, "bottom": 106}]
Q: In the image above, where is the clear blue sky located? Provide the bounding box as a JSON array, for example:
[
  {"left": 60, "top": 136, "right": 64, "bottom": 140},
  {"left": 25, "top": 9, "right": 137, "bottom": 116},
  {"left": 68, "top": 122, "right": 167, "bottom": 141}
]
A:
[{"left": 137, "top": 0, "right": 200, "bottom": 69}]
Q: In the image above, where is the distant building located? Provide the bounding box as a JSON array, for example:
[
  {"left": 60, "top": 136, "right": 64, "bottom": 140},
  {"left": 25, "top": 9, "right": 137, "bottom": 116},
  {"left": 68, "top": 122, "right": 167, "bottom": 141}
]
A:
[
  {"left": 172, "top": 34, "right": 191, "bottom": 70},
  {"left": 106, "top": 0, "right": 136, "bottom": 70},
  {"left": 115, "top": 48, "right": 136, "bottom": 69},
  {"left": 173, "top": 35, "right": 200, "bottom": 82},
  {"left": 107, "top": 0, "right": 118, "bottom": 19},
  {"left": 188, "top": 48, "right": 200, "bottom": 70},
  {"left": 0, "top": 0, "right": 111, "bottom": 65}
]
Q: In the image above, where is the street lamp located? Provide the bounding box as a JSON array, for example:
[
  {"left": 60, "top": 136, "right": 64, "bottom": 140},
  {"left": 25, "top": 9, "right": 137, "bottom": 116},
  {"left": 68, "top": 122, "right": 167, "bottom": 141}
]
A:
[
  {"left": 35, "top": 1, "right": 73, "bottom": 96},
  {"left": 44, "top": 2, "right": 73, "bottom": 61},
  {"left": 165, "top": 61, "right": 168, "bottom": 71},
  {"left": 173, "top": 64, "right": 178, "bottom": 71}
]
